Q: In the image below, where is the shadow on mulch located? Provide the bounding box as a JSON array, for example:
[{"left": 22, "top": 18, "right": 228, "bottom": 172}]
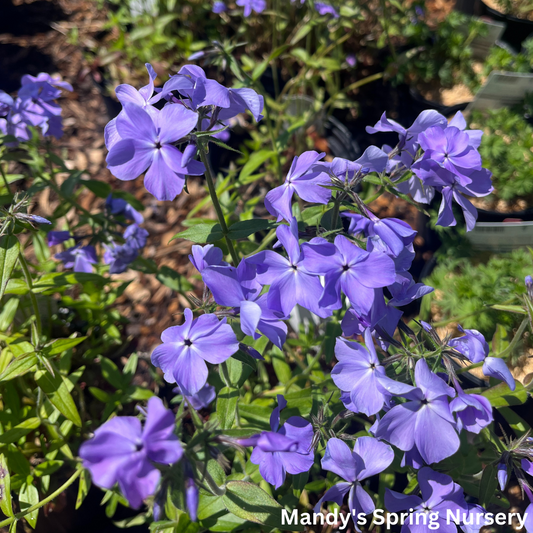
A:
[
  {"left": 0, "top": 43, "right": 55, "bottom": 92},
  {"left": 0, "top": 0, "right": 66, "bottom": 36}
]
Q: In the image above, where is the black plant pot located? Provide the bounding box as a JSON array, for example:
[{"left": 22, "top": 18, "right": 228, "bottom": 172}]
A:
[
  {"left": 479, "top": 0, "right": 533, "bottom": 50},
  {"left": 408, "top": 86, "right": 470, "bottom": 118},
  {"left": 476, "top": 206, "right": 533, "bottom": 222}
]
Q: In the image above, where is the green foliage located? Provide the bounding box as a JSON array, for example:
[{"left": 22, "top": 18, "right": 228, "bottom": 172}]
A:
[
  {"left": 470, "top": 107, "right": 533, "bottom": 204},
  {"left": 391, "top": 11, "right": 486, "bottom": 89},
  {"left": 425, "top": 248, "right": 532, "bottom": 339}
]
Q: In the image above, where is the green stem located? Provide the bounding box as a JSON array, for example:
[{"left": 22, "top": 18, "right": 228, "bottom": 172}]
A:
[
  {"left": 246, "top": 228, "right": 277, "bottom": 256},
  {"left": 19, "top": 252, "right": 42, "bottom": 345},
  {"left": 0, "top": 163, "right": 12, "bottom": 198},
  {"left": 495, "top": 317, "right": 529, "bottom": 360},
  {"left": 323, "top": 72, "right": 384, "bottom": 110},
  {"left": 0, "top": 468, "right": 82, "bottom": 529},
  {"left": 197, "top": 143, "right": 240, "bottom": 265},
  {"left": 330, "top": 192, "right": 343, "bottom": 230},
  {"left": 284, "top": 349, "right": 322, "bottom": 393}
]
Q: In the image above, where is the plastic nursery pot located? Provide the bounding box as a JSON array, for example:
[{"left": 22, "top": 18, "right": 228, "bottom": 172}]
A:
[
  {"left": 479, "top": 0, "right": 533, "bottom": 50},
  {"left": 476, "top": 206, "right": 533, "bottom": 222},
  {"left": 408, "top": 86, "right": 470, "bottom": 118}
]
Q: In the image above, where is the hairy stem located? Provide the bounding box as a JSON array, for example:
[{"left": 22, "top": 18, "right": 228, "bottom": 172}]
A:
[
  {"left": 197, "top": 142, "right": 240, "bottom": 265},
  {"left": 0, "top": 468, "right": 82, "bottom": 528}
]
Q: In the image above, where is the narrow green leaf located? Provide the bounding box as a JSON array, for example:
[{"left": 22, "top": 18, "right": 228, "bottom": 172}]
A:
[
  {"left": 35, "top": 365, "right": 82, "bottom": 427},
  {"left": 0, "top": 418, "right": 40, "bottom": 445},
  {"left": 0, "top": 299, "right": 19, "bottom": 331},
  {"left": 76, "top": 468, "right": 90, "bottom": 510},
  {"left": 0, "top": 236, "right": 20, "bottom": 300},
  {"left": 0, "top": 352, "right": 37, "bottom": 382},
  {"left": 227, "top": 219, "right": 276, "bottom": 240},
  {"left": 238, "top": 150, "right": 275, "bottom": 182},
  {"left": 223, "top": 480, "right": 302, "bottom": 530},
  {"left": 82, "top": 179, "right": 112, "bottom": 198},
  {"left": 0, "top": 453, "right": 13, "bottom": 517},
  {"left": 43, "top": 337, "right": 86, "bottom": 356},
  {"left": 170, "top": 222, "right": 223, "bottom": 244},
  {"left": 479, "top": 381, "right": 527, "bottom": 407},
  {"left": 19, "top": 481, "right": 39, "bottom": 528},
  {"left": 479, "top": 464, "right": 498, "bottom": 508},
  {"left": 217, "top": 387, "right": 239, "bottom": 430},
  {"left": 100, "top": 357, "right": 125, "bottom": 390}
]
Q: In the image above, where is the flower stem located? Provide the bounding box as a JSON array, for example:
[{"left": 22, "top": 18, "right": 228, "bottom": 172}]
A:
[
  {"left": 19, "top": 252, "right": 42, "bottom": 345},
  {"left": 197, "top": 142, "right": 240, "bottom": 265},
  {"left": 0, "top": 468, "right": 82, "bottom": 529}
]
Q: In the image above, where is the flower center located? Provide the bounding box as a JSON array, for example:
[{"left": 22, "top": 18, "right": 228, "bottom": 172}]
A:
[
  {"left": 291, "top": 264, "right": 298, "bottom": 271},
  {"left": 155, "top": 140, "right": 162, "bottom": 150},
  {"left": 135, "top": 441, "right": 143, "bottom": 452},
  {"left": 342, "top": 264, "right": 350, "bottom": 272},
  {"left": 184, "top": 339, "right": 193, "bottom": 346},
  {"left": 421, "top": 398, "right": 429, "bottom": 405}
]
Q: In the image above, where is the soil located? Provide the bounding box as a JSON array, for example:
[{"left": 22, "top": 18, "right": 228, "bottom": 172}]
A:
[{"left": 483, "top": 0, "right": 533, "bottom": 21}]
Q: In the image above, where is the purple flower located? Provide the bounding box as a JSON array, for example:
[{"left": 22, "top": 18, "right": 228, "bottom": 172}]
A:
[
  {"left": 19, "top": 214, "right": 51, "bottom": 225},
  {"left": 264, "top": 151, "right": 331, "bottom": 222},
  {"left": 449, "top": 326, "right": 515, "bottom": 390},
  {"left": 103, "top": 242, "right": 138, "bottom": 274},
  {"left": 342, "top": 212, "right": 416, "bottom": 258},
  {"left": 341, "top": 298, "right": 402, "bottom": 348},
  {"left": 106, "top": 194, "right": 144, "bottom": 224},
  {"left": 55, "top": 245, "right": 97, "bottom": 273},
  {"left": 0, "top": 91, "right": 14, "bottom": 116},
  {"left": 314, "top": 2, "right": 339, "bottom": 17},
  {"left": 79, "top": 396, "right": 183, "bottom": 509},
  {"left": 47, "top": 230, "right": 71, "bottom": 246},
  {"left": 385, "top": 467, "right": 468, "bottom": 533},
  {"left": 332, "top": 329, "right": 414, "bottom": 416},
  {"left": 151, "top": 308, "right": 239, "bottom": 395},
  {"left": 387, "top": 272, "right": 434, "bottom": 307},
  {"left": 450, "top": 385, "right": 493, "bottom": 434},
  {"left": 202, "top": 259, "right": 287, "bottom": 348},
  {"left": 185, "top": 472, "right": 199, "bottom": 522},
  {"left": 346, "top": 55, "right": 357, "bottom": 68},
  {"left": 124, "top": 224, "right": 149, "bottom": 250},
  {"left": 247, "top": 218, "right": 332, "bottom": 319},
  {"left": 497, "top": 460, "right": 508, "bottom": 490},
  {"left": 189, "top": 244, "right": 226, "bottom": 273},
  {"left": 236, "top": 0, "right": 266, "bottom": 16},
  {"left": 526, "top": 275, "right": 533, "bottom": 300},
  {"left": 162, "top": 65, "right": 264, "bottom": 122},
  {"left": 239, "top": 395, "right": 314, "bottom": 488},
  {"left": 314, "top": 437, "right": 394, "bottom": 531},
  {"left": 212, "top": 0, "right": 226, "bottom": 12},
  {"left": 173, "top": 383, "right": 216, "bottom": 410},
  {"left": 106, "top": 102, "right": 204, "bottom": 201},
  {"left": 375, "top": 358, "right": 459, "bottom": 465},
  {"left": 301, "top": 234, "right": 396, "bottom": 316}
]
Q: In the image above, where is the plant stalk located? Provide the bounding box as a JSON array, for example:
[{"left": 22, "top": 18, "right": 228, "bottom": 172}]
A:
[{"left": 197, "top": 143, "right": 240, "bottom": 265}]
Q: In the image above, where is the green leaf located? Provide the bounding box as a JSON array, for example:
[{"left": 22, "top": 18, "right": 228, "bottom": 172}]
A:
[
  {"left": 227, "top": 219, "right": 276, "bottom": 240},
  {"left": 170, "top": 222, "right": 223, "bottom": 244},
  {"left": 225, "top": 356, "right": 253, "bottom": 388},
  {"left": 43, "top": 337, "right": 86, "bottom": 356},
  {"left": 291, "top": 23, "right": 314, "bottom": 45},
  {"left": 222, "top": 480, "right": 301, "bottom": 530},
  {"left": 0, "top": 236, "right": 20, "bottom": 300},
  {"left": 0, "top": 298, "right": 19, "bottom": 331},
  {"left": 271, "top": 349, "right": 291, "bottom": 384},
  {"left": 19, "top": 481, "right": 39, "bottom": 528},
  {"left": 238, "top": 150, "right": 275, "bottom": 182},
  {"left": 479, "top": 464, "right": 498, "bottom": 508},
  {"left": 35, "top": 365, "right": 82, "bottom": 427},
  {"left": 0, "top": 418, "right": 40, "bottom": 445},
  {"left": 82, "top": 180, "right": 112, "bottom": 198},
  {"left": 76, "top": 468, "right": 90, "bottom": 510},
  {"left": 157, "top": 266, "right": 192, "bottom": 292},
  {"left": 499, "top": 407, "right": 530, "bottom": 436},
  {"left": 34, "top": 460, "right": 63, "bottom": 477},
  {"left": 480, "top": 381, "right": 527, "bottom": 407},
  {"left": 0, "top": 352, "right": 37, "bottom": 382},
  {"left": 33, "top": 272, "right": 107, "bottom": 292},
  {"left": 0, "top": 453, "right": 13, "bottom": 517},
  {"left": 100, "top": 357, "right": 125, "bottom": 390},
  {"left": 491, "top": 304, "right": 527, "bottom": 314},
  {"left": 217, "top": 387, "right": 239, "bottom": 430}
]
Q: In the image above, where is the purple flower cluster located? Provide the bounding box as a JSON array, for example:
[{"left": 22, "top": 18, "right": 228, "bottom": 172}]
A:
[
  {"left": 105, "top": 63, "right": 263, "bottom": 201},
  {"left": 239, "top": 395, "right": 314, "bottom": 488},
  {"left": 50, "top": 195, "right": 148, "bottom": 274},
  {"left": 0, "top": 73, "right": 72, "bottom": 143},
  {"left": 368, "top": 111, "right": 493, "bottom": 231},
  {"left": 79, "top": 397, "right": 182, "bottom": 509}
]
